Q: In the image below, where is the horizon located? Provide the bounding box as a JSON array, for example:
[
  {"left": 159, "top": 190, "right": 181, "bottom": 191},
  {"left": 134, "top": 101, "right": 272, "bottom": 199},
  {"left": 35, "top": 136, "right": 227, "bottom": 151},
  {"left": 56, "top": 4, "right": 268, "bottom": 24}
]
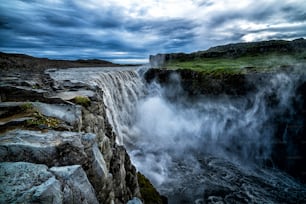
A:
[
  {"left": 1, "top": 0, "right": 306, "bottom": 64},
  {"left": 2, "top": 37, "right": 305, "bottom": 65}
]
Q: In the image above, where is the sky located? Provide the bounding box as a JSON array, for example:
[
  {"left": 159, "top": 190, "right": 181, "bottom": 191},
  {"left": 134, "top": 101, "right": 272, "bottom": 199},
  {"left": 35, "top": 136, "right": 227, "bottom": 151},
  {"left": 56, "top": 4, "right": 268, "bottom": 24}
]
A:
[{"left": 0, "top": 0, "right": 306, "bottom": 64}]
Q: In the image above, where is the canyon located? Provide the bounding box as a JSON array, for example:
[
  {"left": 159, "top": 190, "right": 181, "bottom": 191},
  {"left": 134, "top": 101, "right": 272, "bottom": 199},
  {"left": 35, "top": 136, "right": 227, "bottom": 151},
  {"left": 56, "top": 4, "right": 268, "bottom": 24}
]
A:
[{"left": 1, "top": 39, "right": 306, "bottom": 203}]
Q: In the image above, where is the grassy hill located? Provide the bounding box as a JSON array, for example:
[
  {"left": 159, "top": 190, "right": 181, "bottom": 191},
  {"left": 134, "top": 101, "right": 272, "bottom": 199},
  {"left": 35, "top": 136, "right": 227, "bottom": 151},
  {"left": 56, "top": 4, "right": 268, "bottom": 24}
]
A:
[{"left": 150, "top": 38, "right": 306, "bottom": 74}]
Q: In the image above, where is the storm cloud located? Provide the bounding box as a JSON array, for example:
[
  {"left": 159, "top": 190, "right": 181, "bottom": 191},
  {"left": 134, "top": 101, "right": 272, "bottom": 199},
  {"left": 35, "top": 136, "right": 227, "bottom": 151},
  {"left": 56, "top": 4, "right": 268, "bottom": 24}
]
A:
[{"left": 0, "top": 0, "right": 305, "bottom": 63}]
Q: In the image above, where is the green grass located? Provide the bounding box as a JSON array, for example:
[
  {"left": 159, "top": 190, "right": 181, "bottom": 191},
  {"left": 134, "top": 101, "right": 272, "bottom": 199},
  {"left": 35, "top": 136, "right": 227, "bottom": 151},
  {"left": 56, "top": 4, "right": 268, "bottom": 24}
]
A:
[{"left": 165, "top": 53, "right": 306, "bottom": 74}]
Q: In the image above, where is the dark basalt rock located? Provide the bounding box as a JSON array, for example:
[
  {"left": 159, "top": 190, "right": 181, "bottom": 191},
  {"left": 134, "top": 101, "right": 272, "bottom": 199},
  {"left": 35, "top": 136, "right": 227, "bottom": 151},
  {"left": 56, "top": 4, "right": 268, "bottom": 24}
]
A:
[{"left": 144, "top": 68, "right": 254, "bottom": 96}]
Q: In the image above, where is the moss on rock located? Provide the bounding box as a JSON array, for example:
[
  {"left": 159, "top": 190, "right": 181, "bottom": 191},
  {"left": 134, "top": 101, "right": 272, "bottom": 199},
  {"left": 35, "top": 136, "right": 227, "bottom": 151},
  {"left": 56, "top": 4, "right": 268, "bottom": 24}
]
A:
[
  {"left": 26, "top": 112, "right": 60, "bottom": 129},
  {"left": 73, "top": 96, "right": 91, "bottom": 107},
  {"left": 137, "top": 172, "right": 166, "bottom": 204}
]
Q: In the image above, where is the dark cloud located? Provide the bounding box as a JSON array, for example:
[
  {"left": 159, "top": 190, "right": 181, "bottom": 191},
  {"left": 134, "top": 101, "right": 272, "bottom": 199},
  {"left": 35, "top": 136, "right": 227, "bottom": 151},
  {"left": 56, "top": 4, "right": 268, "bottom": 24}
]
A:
[{"left": 0, "top": 0, "right": 305, "bottom": 63}]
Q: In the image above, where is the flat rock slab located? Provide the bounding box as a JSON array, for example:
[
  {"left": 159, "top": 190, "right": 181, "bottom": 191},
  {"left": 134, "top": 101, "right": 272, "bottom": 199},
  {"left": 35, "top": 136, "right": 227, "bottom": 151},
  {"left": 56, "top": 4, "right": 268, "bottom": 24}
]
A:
[
  {"left": 52, "top": 90, "right": 95, "bottom": 100},
  {"left": 0, "top": 130, "right": 94, "bottom": 166},
  {"left": 0, "top": 162, "right": 98, "bottom": 204},
  {"left": 34, "top": 102, "right": 82, "bottom": 125},
  {"left": 0, "top": 85, "right": 64, "bottom": 103},
  {"left": 0, "top": 117, "right": 34, "bottom": 126},
  {"left": 0, "top": 102, "right": 81, "bottom": 126}
]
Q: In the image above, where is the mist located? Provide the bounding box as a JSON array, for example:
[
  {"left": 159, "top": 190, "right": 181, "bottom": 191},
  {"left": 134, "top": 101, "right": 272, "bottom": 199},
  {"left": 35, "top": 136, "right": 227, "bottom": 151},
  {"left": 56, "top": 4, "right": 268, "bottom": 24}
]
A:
[
  {"left": 125, "top": 70, "right": 303, "bottom": 199},
  {"left": 80, "top": 65, "right": 305, "bottom": 202}
]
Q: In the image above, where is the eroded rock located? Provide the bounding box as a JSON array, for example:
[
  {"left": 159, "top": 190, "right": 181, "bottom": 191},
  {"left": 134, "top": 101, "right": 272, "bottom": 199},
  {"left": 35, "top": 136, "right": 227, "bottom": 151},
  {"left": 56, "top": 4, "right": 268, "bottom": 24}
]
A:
[
  {"left": 0, "top": 130, "right": 116, "bottom": 203},
  {"left": 0, "top": 162, "right": 99, "bottom": 204},
  {"left": 50, "top": 165, "right": 99, "bottom": 204},
  {"left": 0, "top": 130, "right": 89, "bottom": 166},
  {"left": 0, "top": 162, "right": 63, "bottom": 204}
]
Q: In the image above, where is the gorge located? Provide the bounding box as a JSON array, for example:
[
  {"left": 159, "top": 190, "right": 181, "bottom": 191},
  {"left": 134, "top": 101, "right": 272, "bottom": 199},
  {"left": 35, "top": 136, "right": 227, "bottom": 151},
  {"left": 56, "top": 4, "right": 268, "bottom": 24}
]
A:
[{"left": 1, "top": 39, "right": 306, "bottom": 204}]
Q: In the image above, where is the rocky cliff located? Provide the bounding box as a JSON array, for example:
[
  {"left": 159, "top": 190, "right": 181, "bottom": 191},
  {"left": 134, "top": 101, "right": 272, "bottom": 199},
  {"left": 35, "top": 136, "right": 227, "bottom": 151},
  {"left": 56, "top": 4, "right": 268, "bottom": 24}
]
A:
[{"left": 0, "top": 54, "right": 163, "bottom": 204}]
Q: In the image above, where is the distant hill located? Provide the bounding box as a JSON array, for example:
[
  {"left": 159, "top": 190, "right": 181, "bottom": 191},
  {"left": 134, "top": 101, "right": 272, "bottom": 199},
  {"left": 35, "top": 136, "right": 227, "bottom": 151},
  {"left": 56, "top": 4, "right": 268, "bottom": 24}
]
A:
[
  {"left": 0, "top": 52, "right": 119, "bottom": 73},
  {"left": 150, "top": 38, "right": 306, "bottom": 67}
]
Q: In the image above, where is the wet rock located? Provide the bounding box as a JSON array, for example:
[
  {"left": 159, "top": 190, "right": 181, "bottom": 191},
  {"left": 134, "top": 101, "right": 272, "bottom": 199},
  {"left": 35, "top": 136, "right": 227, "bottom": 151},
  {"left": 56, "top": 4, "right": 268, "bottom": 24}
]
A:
[
  {"left": 0, "top": 101, "right": 81, "bottom": 126},
  {"left": 0, "top": 162, "right": 63, "bottom": 204},
  {"left": 50, "top": 165, "right": 99, "bottom": 204},
  {"left": 110, "top": 145, "right": 140, "bottom": 203},
  {"left": 144, "top": 68, "right": 253, "bottom": 96},
  {"left": 52, "top": 90, "right": 96, "bottom": 100},
  {"left": 33, "top": 102, "right": 82, "bottom": 128},
  {"left": 162, "top": 156, "right": 306, "bottom": 204}
]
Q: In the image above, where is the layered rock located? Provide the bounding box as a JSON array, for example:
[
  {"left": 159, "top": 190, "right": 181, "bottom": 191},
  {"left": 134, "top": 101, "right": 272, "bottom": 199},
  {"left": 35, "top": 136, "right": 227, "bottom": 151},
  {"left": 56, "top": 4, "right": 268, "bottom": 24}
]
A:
[
  {"left": 0, "top": 66, "right": 144, "bottom": 203},
  {"left": 144, "top": 68, "right": 253, "bottom": 96}
]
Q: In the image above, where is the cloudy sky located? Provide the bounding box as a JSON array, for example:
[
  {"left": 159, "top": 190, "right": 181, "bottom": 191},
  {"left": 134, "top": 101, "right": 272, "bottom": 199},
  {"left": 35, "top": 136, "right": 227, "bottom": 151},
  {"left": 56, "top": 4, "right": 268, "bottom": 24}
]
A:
[{"left": 1, "top": 0, "right": 306, "bottom": 63}]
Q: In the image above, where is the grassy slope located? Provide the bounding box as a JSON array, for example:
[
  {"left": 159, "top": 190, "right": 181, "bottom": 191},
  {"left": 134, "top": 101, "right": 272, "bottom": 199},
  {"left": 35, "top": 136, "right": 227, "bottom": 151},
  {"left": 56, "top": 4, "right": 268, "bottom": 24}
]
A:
[{"left": 164, "top": 52, "right": 306, "bottom": 74}]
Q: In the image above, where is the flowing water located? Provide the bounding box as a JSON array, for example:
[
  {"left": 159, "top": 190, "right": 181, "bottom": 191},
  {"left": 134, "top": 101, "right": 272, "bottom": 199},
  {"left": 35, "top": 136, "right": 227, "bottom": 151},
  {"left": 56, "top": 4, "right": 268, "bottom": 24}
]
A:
[{"left": 50, "top": 66, "right": 306, "bottom": 203}]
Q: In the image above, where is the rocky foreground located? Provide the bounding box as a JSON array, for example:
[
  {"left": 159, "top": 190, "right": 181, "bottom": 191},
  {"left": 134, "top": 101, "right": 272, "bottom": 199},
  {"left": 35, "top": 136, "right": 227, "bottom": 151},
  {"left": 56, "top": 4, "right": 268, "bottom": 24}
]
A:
[{"left": 0, "top": 54, "right": 163, "bottom": 204}]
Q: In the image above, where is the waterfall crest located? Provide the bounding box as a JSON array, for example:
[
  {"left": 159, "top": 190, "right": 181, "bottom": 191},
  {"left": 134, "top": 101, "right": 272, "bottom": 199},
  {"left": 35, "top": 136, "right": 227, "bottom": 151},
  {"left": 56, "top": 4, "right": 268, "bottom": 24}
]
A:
[{"left": 92, "top": 70, "right": 145, "bottom": 145}]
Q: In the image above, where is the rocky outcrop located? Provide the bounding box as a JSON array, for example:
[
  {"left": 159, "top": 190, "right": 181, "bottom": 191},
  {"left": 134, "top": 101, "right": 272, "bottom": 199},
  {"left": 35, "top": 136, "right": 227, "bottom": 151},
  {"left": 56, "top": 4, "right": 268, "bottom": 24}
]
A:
[
  {"left": 81, "top": 89, "right": 141, "bottom": 203},
  {"left": 0, "top": 65, "right": 145, "bottom": 203},
  {"left": 144, "top": 68, "right": 254, "bottom": 96}
]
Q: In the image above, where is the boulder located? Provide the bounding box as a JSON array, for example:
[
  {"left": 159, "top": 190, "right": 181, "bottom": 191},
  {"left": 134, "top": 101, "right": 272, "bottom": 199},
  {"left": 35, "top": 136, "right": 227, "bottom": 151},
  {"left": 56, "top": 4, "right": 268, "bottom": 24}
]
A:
[
  {"left": 0, "top": 162, "right": 62, "bottom": 204},
  {"left": 0, "top": 162, "right": 99, "bottom": 204},
  {"left": 50, "top": 165, "right": 99, "bottom": 204},
  {"left": 0, "top": 130, "right": 114, "bottom": 203}
]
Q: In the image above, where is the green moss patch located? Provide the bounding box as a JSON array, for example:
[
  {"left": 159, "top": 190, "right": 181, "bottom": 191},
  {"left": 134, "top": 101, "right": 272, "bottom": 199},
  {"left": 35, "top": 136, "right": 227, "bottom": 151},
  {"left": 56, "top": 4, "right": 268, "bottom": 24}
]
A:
[
  {"left": 137, "top": 172, "right": 165, "bottom": 204},
  {"left": 26, "top": 112, "right": 60, "bottom": 129},
  {"left": 72, "top": 96, "right": 91, "bottom": 107}
]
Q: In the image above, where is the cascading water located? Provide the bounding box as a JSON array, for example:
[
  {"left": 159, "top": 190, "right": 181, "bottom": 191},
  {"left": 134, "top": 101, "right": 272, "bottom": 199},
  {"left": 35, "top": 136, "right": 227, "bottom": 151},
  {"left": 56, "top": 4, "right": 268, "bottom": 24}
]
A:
[
  {"left": 92, "top": 70, "right": 145, "bottom": 145},
  {"left": 50, "top": 66, "right": 306, "bottom": 203},
  {"left": 88, "top": 66, "right": 306, "bottom": 203},
  {"left": 49, "top": 67, "right": 146, "bottom": 145}
]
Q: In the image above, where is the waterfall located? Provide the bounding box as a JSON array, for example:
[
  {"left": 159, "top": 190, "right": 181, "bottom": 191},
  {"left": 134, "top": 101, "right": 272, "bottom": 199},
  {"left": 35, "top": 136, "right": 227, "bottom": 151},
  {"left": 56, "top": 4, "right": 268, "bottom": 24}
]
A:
[
  {"left": 49, "top": 66, "right": 306, "bottom": 203},
  {"left": 92, "top": 69, "right": 145, "bottom": 145}
]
